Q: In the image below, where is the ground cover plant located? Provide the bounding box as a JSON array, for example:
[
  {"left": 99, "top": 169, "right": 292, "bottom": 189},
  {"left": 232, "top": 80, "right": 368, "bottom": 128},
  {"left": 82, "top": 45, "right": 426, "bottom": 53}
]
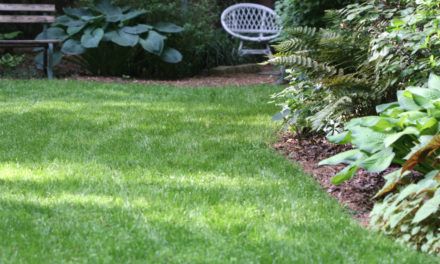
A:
[
  {"left": 36, "top": 0, "right": 183, "bottom": 76},
  {"left": 321, "top": 74, "right": 440, "bottom": 255},
  {"left": 0, "top": 80, "right": 436, "bottom": 263}
]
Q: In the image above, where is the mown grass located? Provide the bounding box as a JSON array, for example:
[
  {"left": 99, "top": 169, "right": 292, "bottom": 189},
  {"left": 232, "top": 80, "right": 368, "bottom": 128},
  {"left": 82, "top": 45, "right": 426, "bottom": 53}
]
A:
[{"left": 0, "top": 80, "right": 437, "bottom": 263}]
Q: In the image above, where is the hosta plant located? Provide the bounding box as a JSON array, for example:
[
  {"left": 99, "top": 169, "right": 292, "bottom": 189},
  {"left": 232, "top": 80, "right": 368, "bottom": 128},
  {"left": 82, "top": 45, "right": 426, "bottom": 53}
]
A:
[
  {"left": 320, "top": 73, "right": 440, "bottom": 255},
  {"left": 0, "top": 31, "right": 25, "bottom": 69},
  {"left": 35, "top": 0, "right": 183, "bottom": 71}
]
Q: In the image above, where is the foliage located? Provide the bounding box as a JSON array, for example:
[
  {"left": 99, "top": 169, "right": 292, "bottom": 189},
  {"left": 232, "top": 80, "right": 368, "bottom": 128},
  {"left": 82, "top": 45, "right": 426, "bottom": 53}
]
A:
[
  {"left": 320, "top": 74, "right": 440, "bottom": 254},
  {"left": 36, "top": 0, "right": 183, "bottom": 75},
  {"left": 77, "top": 0, "right": 245, "bottom": 78},
  {"left": 275, "top": 0, "right": 355, "bottom": 28},
  {"left": 269, "top": 23, "right": 374, "bottom": 134},
  {"left": 0, "top": 31, "right": 25, "bottom": 70}
]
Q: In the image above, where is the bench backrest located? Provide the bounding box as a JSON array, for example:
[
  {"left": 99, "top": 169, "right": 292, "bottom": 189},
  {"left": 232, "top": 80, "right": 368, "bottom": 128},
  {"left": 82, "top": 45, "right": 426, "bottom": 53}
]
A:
[{"left": 0, "top": 3, "right": 56, "bottom": 24}]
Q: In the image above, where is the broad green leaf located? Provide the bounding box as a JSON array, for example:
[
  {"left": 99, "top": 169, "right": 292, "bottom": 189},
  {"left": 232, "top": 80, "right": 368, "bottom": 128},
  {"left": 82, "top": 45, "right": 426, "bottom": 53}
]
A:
[
  {"left": 331, "top": 165, "right": 358, "bottom": 185},
  {"left": 105, "top": 30, "right": 139, "bottom": 47},
  {"left": 140, "top": 31, "right": 165, "bottom": 55},
  {"left": 36, "top": 27, "right": 67, "bottom": 41},
  {"left": 61, "top": 39, "right": 86, "bottom": 55},
  {"left": 407, "top": 87, "right": 440, "bottom": 101},
  {"left": 327, "top": 131, "right": 351, "bottom": 144},
  {"left": 122, "top": 24, "right": 152, "bottom": 35},
  {"left": 360, "top": 147, "right": 395, "bottom": 173},
  {"left": 376, "top": 102, "right": 399, "bottom": 113},
  {"left": 384, "top": 127, "right": 419, "bottom": 147},
  {"left": 81, "top": 28, "right": 104, "bottom": 48},
  {"left": 413, "top": 189, "right": 440, "bottom": 223},
  {"left": 0, "top": 31, "right": 21, "bottom": 40},
  {"left": 121, "top": 10, "right": 146, "bottom": 21},
  {"left": 428, "top": 73, "right": 440, "bottom": 90},
  {"left": 319, "top": 149, "right": 365, "bottom": 166},
  {"left": 153, "top": 22, "right": 184, "bottom": 33},
  {"left": 55, "top": 15, "right": 86, "bottom": 27},
  {"left": 63, "top": 7, "right": 93, "bottom": 18},
  {"left": 34, "top": 51, "right": 63, "bottom": 70},
  {"left": 95, "top": 0, "right": 125, "bottom": 22},
  {"left": 67, "top": 25, "right": 86, "bottom": 36},
  {"left": 160, "top": 48, "right": 182, "bottom": 63},
  {"left": 397, "top": 90, "right": 422, "bottom": 111},
  {"left": 350, "top": 126, "right": 387, "bottom": 153}
]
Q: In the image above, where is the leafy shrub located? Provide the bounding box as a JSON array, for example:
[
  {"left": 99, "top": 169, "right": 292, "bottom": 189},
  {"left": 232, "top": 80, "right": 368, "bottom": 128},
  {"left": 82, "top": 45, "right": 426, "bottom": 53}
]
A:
[
  {"left": 268, "top": 23, "right": 373, "bottom": 134},
  {"left": 275, "top": 0, "right": 354, "bottom": 28},
  {"left": 36, "top": 0, "right": 183, "bottom": 75},
  {"left": 77, "top": 0, "right": 245, "bottom": 78},
  {"left": 320, "top": 74, "right": 440, "bottom": 255},
  {"left": 0, "top": 32, "right": 25, "bottom": 71}
]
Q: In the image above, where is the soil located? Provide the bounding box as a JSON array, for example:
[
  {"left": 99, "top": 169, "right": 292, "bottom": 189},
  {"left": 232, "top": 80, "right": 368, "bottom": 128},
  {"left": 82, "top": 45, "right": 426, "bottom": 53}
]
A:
[{"left": 274, "top": 132, "right": 390, "bottom": 226}]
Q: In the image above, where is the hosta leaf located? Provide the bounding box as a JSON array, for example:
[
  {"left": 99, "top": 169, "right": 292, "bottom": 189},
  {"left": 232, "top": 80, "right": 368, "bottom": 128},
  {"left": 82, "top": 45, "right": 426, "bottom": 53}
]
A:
[
  {"left": 67, "top": 25, "right": 86, "bottom": 36},
  {"left": 412, "top": 189, "right": 440, "bottom": 223},
  {"left": 350, "top": 126, "right": 387, "bottom": 153},
  {"left": 384, "top": 127, "right": 419, "bottom": 147},
  {"left": 63, "top": 7, "right": 93, "bottom": 18},
  {"left": 105, "top": 30, "right": 139, "bottom": 47},
  {"left": 96, "top": 0, "right": 122, "bottom": 16},
  {"left": 81, "top": 28, "right": 104, "bottom": 48},
  {"left": 407, "top": 87, "right": 440, "bottom": 101},
  {"left": 140, "top": 31, "right": 165, "bottom": 55},
  {"left": 160, "top": 48, "right": 182, "bottom": 63},
  {"left": 319, "top": 149, "right": 365, "bottom": 166},
  {"left": 331, "top": 165, "right": 358, "bottom": 185},
  {"left": 153, "top": 22, "right": 184, "bottom": 33},
  {"left": 34, "top": 51, "right": 63, "bottom": 70},
  {"left": 122, "top": 24, "right": 152, "bottom": 35},
  {"left": 428, "top": 73, "right": 440, "bottom": 90},
  {"left": 61, "top": 39, "right": 86, "bottom": 55},
  {"left": 360, "top": 147, "right": 395, "bottom": 173},
  {"left": 397, "top": 90, "right": 422, "bottom": 111},
  {"left": 327, "top": 131, "right": 351, "bottom": 144},
  {"left": 376, "top": 102, "right": 399, "bottom": 113},
  {"left": 121, "top": 10, "right": 146, "bottom": 21},
  {"left": 55, "top": 15, "right": 86, "bottom": 27},
  {"left": 36, "top": 27, "right": 67, "bottom": 41},
  {"left": 0, "top": 31, "right": 21, "bottom": 40}
]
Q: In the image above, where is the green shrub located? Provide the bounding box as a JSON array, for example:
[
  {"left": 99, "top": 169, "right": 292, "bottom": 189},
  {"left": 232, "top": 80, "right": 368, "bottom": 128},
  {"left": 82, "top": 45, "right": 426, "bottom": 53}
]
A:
[
  {"left": 320, "top": 74, "right": 440, "bottom": 255},
  {"left": 77, "top": 0, "right": 244, "bottom": 78},
  {"left": 0, "top": 32, "right": 25, "bottom": 74},
  {"left": 275, "top": 0, "right": 355, "bottom": 28},
  {"left": 36, "top": 0, "right": 183, "bottom": 75}
]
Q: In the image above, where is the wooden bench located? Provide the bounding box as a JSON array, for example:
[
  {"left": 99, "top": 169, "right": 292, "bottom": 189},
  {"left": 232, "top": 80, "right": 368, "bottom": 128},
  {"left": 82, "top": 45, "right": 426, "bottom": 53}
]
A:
[{"left": 0, "top": 3, "right": 60, "bottom": 79}]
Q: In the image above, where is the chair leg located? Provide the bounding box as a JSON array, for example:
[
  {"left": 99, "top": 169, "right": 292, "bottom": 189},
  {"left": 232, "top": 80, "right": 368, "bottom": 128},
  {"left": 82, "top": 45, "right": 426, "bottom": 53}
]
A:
[
  {"left": 47, "top": 43, "right": 54, "bottom": 79},
  {"left": 238, "top": 41, "right": 244, "bottom": 57}
]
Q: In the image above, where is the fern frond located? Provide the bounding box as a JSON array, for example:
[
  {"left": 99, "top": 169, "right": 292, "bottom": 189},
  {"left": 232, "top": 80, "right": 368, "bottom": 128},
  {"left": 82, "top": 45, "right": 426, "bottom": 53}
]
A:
[
  {"left": 308, "top": 96, "right": 352, "bottom": 131},
  {"left": 272, "top": 38, "right": 308, "bottom": 53},
  {"left": 284, "top": 26, "right": 317, "bottom": 38},
  {"left": 267, "top": 55, "right": 338, "bottom": 75}
]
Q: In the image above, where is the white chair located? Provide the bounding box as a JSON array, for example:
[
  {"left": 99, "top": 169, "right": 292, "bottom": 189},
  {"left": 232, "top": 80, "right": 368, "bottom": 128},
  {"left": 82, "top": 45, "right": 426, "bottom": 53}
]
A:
[{"left": 221, "top": 3, "right": 281, "bottom": 56}]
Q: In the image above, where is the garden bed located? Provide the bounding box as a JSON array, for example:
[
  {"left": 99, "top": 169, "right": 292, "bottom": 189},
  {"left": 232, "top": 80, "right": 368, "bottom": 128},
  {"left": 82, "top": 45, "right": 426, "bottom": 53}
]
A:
[{"left": 274, "top": 133, "right": 389, "bottom": 226}]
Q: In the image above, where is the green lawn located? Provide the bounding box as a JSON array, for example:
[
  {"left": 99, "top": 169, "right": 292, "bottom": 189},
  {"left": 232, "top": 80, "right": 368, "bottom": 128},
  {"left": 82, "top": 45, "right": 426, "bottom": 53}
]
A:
[{"left": 0, "top": 80, "right": 436, "bottom": 263}]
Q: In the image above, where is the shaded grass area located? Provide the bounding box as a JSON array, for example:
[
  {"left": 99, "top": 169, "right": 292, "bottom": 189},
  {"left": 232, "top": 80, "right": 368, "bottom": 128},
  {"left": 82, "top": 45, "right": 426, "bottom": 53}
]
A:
[{"left": 0, "top": 80, "right": 436, "bottom": 263}]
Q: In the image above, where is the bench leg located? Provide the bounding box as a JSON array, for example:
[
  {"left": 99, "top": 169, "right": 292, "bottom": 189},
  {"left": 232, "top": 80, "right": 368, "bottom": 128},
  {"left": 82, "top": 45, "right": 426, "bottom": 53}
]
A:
[
  {"left": 43, "top": 47, "right": 48, "bottom": 76},
  {"left": 47, "top": 43, "right": 54, "bottom": 80}
]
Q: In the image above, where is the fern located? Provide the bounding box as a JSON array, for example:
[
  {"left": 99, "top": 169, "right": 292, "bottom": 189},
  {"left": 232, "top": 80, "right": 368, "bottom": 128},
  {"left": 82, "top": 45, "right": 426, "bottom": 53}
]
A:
[
  {"left": 272, "top": 38, "right": 308, "bottom": 53},
  {"left": 267, "top": 55, "right": 339, "bottom": 75},
  {"left": 284, "top": 26, "right": 317, "bottom": 38}
]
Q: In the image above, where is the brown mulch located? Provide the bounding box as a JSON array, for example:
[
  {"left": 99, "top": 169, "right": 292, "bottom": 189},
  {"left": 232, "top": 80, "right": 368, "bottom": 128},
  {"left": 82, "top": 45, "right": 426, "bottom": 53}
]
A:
[
  {"left": 274, "top": 132, "right": 389, "bottom": 226},
  {"left": 72, "top": 73, "right": 278, "bottom": 88}
]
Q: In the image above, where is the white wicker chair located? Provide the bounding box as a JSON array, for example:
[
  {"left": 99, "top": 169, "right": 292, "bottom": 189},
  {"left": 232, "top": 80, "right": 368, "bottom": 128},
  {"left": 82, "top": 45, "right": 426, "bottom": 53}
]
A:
[{"left": 221, "top": 3, "right": 281, "bottom": 56}]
